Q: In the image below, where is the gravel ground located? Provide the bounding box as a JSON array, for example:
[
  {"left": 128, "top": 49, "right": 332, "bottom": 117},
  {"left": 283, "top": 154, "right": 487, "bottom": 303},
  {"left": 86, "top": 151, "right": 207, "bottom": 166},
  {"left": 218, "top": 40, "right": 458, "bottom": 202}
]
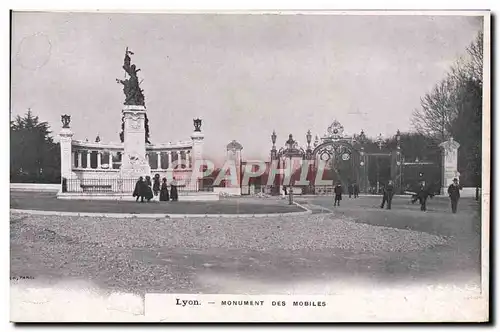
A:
[
  {"left": 11, "top": 212, "right": 448, "bottom": 253},
  {"left": 11, "top": 198, "right": 482, "bottom": 296}
]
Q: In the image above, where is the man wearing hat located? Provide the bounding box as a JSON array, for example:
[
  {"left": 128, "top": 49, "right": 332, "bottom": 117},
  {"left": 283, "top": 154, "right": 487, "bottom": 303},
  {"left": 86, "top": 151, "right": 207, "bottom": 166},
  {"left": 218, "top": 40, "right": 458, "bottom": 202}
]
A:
[
  {"left": 333, "top": 181, "right": 343, "bottom": 206},
  {"left": 447, "top": 178, "right": 461, "bottom": 214}
]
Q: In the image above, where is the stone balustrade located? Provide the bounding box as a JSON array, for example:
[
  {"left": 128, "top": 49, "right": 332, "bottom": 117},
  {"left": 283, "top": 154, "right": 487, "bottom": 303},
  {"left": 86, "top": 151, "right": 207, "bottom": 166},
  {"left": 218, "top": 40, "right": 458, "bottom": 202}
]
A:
[{"left": 71, "top": 140, "right": 193, "bottom": 172}]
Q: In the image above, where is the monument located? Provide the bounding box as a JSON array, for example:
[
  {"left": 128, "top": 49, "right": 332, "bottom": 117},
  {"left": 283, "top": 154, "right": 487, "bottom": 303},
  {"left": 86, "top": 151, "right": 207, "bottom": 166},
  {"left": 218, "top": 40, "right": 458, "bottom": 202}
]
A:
[
  {"left": 56, "top": 47, "right": 214, "bottom": 201},
  {"left": 116, "top": 48, "right": 151, "bottom": 179},
  {"left": 439, "top": 137, "right": 461, "bottom": 195}
]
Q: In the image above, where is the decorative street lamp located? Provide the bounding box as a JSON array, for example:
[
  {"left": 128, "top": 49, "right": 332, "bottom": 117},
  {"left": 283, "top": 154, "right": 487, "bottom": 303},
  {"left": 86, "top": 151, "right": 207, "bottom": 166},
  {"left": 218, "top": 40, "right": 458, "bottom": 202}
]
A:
[
  {"left": 285, "top": 134, "right": 296, "bottom": 205},
  {"left": 358, "top": 129, "right": 367, "bottom": 193},
  {"left": 359, "top": 129, "right": 366, "bottom": 143},
  {"left": 377, "top": 133, "right": 384, "bottom": 150},
  {"left": 376, "top": 133, "right": 383, "bottom": 194},
  {"left": 271, "top": 130, "right": 277, "bottom": 148},
  {"left": 395, "top": 129, "right": 402, "bottom": 193},
  {"left": 270, "top": 130, "right": 278, "bottom": 194}
]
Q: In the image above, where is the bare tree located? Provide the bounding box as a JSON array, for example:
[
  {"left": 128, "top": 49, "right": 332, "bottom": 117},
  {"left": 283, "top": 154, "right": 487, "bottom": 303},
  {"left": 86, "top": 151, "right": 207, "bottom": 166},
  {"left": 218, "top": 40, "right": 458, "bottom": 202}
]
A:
[
  {"left": 411, "top": 31, "right": 483, "bottom": 187},
  {"left": 411, "top": 77, "right": 455, "bottom": 142},
  {"left": 411, "top": 31, "right": 483, "bottom": 142}
]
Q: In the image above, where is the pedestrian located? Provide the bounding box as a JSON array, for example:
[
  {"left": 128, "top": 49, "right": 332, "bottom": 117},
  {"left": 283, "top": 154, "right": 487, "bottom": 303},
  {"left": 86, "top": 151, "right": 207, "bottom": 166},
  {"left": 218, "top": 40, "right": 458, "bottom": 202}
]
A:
[
  {"left": 153, "top": 173, "right": 161, "bottom": 200},
  {"left": 380, "top": 180, "right": 394, "bottom": 209},
  {"left": 348, "top": 182, "right": 353, "bottom": 198},
  {"left": 170, "top": 177, "right": 179, "bottom": 201},
  {"left": 353, "top": 182, "right": 359, "bottom": 198},
  {"left": 144, "top": 175, "right": 154, "bottom": 202},
  {"left": 159, "top": 177, "right": 170, "bottom": 202},
  {"left": 416, "top": 180, "right": 434, "bottom": 212},
  {"left": 447, "top": 178, "right": 461, "bottom": 214},
  {"left": 132, "top": 176, "right": 145, "bottom": 203},
  {"left": 333, "top": 181, "right": 342, "bottom": 206}
]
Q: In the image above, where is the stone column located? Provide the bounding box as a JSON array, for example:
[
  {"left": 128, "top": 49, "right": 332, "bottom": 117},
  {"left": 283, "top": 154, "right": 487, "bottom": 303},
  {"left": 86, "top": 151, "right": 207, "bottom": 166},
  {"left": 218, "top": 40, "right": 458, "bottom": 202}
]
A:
[
  {"left": 167, "top": 151, "right": 172, "bottom": 170},
  {"left": 187, "top": 150, "right": 191, "bottom": 169},
  {"left": 108, "top": 152, "right": 113, "bottom": 168},
  {"left": 225, "top": 140, "right": 243, "bottom": 195},
  {"left": 182, "top": 150, "right": 187, "bottom": 169},
  {"left": 77, "top": 151, "right": 82, "bottom": 168},
  {"left": 59, "top": 127, "right": 74, "bottom": 181},
  {"left": 86, "top": 150, "right": 91, "bottom": 169},
  {"left": 120, "top": 105, "right": 151, "bottom": 178},
  {"left": 173, "top": 150, "right": 179, "bottom": 169},
  {"left": 439, "top": 137, "right": 461, "bottom": 195},
  {"left": 97, "top": 151, "right": 102, "bottom": 169},
  {"left": 156, "top": 152, "right": 161, "bottom": 169}
]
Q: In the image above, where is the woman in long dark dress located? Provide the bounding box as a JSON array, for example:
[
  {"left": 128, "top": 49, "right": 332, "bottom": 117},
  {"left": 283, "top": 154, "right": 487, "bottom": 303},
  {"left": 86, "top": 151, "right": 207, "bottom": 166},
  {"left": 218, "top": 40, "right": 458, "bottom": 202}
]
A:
[
  {"left": 132, "top": 176, "right": 145, "bottom": 202},
  {"left": 144, "top": 175, "right": 154, "bottom": 202},
  {"left": 170, "top": 178, "right": 179, "bottom": 202},
  {"left": 159, "top": 177, "right": 170, "bottom": 201},
  {"left": 153, "top": 174, "right": 161, "bottom": 199}
]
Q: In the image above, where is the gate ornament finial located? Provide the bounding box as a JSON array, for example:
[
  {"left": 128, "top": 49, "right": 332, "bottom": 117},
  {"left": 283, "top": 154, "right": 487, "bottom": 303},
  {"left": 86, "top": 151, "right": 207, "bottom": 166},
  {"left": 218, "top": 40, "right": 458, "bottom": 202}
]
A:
[
  {"left": 313, "top": 135, "right": 320, "bottom": 147},
  {"left": 327, "top": 120, "right": 345, "bottom": 140}
]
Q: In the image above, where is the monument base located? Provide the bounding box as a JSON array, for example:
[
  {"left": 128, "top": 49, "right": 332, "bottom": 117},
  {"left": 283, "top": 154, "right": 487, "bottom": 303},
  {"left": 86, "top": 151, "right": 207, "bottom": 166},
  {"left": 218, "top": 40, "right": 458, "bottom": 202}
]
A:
[
  {"left": 214, "top": 187, "right": 242, "bottom": 196},
  {"left": 120, "top": 162, "right": 151, "bottom": 179},
  {"left": 57, "top": 191, "right": 219, "bottom": 201}
]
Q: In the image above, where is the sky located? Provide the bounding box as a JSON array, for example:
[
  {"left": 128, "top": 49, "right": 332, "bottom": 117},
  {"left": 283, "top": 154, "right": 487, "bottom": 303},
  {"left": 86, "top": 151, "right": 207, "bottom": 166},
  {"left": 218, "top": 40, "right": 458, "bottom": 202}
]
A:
[{"left": 11, "top": 12, "right": 483, "bottom": 163}]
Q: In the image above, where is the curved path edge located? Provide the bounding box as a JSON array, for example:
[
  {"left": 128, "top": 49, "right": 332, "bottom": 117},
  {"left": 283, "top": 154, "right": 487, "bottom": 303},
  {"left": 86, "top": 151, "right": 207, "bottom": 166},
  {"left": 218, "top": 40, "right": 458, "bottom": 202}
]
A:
[{"left": 10, "top": 202, "right": 312, "bottom": 219}]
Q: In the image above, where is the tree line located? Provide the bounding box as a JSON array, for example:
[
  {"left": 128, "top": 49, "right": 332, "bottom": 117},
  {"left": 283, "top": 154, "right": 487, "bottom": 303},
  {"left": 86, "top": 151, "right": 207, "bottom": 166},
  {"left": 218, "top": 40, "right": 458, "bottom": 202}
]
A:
[
  {"left": 411, "top": 32, "right": 483, "bottom": 187},
  {"left": 10, "top": 110, "right": 61, "bottom": 183}
]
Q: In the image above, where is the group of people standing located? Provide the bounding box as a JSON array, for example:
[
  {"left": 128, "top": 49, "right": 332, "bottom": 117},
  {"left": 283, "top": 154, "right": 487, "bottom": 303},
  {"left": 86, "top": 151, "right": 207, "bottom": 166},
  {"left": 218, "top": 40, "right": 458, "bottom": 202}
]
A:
[
  {"left": 333, "top": 181, "right": 359, "bottom": 206},
  {"left": 333, "top": 178, "right": 462, "bottom": 214},
  {"left": 132, "top": 174, "right": 179, "bottom": 203}
]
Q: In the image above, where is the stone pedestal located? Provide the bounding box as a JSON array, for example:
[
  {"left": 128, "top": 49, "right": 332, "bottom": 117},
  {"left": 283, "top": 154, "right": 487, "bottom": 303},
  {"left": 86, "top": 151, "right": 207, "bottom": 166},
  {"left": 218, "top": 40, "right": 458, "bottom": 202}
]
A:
[
  {"left": 119, "top": 105, "right": 151, "bottom": 179},
  {"left": 190, "top": 130, "right": 205, "bottom": 190},
  {"left": 59, "top": 128, "right": 74, "bottom": 180},
  {"left": 224, "top": 140, "right": 243, "bottom": 195},
  {"left": 439, "top": 137, "right": 461, "bottom": 194}
]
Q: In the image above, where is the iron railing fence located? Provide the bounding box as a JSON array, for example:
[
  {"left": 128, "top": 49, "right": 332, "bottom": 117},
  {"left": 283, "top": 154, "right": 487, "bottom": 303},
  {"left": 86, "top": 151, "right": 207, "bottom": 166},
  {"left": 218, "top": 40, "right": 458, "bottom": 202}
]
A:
[
  {"left": 239, "top": 185, "right": 335, "bottom": 196},
  {"left": 64, "top": 178, "right": 213, "bottom": 194}
]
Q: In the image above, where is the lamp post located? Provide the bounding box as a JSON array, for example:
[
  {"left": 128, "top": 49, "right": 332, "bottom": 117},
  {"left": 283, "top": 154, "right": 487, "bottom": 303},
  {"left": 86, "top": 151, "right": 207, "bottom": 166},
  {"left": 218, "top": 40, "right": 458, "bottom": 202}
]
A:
[
  {"left": 358, "top": 130, "right": 366, "bottom": 193},
  {"left": 285, "top": 134, "right": 295, "bottom": 205},
  {"left": 376, "top": 133, "right": 383, "bottom": 194},
  {"left": 395, "top": 129, "right": 402, "bottom": 193},
  {"left": 305, "top": 130, "right": 313, "bottom": 194},
  {"left": 270, "top": 130, "right": 277, "bottom": 194}
]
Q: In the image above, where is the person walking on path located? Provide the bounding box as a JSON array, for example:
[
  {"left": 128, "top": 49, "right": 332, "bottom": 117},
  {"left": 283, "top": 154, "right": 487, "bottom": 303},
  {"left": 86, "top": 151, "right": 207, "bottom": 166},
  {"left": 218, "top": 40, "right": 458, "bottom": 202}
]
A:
[
  {"left": 333, "top": 182, "right": 343, "bottom": 206},
  {"left": 159, "top": 177, "right": 170, "bottom": 202},
  {"left": 353, "top": 182, "right": 359, "bottom": 198},
  {"left": 413, "top": 180, "right": 434, "bottom": 212},
  {"left": 348, "top": 182, "right": 353, "bottom": 198},
  {"left": 144, "top": 176, "right": 154, "bottom": 202},
  {"left": 170, "top": 177, "right": 179, "bottom": 201},
  {"left": 380, "top": 180, "right": 394, "bottom": 209},
  {"left": 132, "top": 176, "right": 146, "bottom": 203},
  {"left": 153, "top": 173, "right": 161, "bottom": 200},
  {"left": 448, "top": 178, "right": 461, "bottom": 213}
]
